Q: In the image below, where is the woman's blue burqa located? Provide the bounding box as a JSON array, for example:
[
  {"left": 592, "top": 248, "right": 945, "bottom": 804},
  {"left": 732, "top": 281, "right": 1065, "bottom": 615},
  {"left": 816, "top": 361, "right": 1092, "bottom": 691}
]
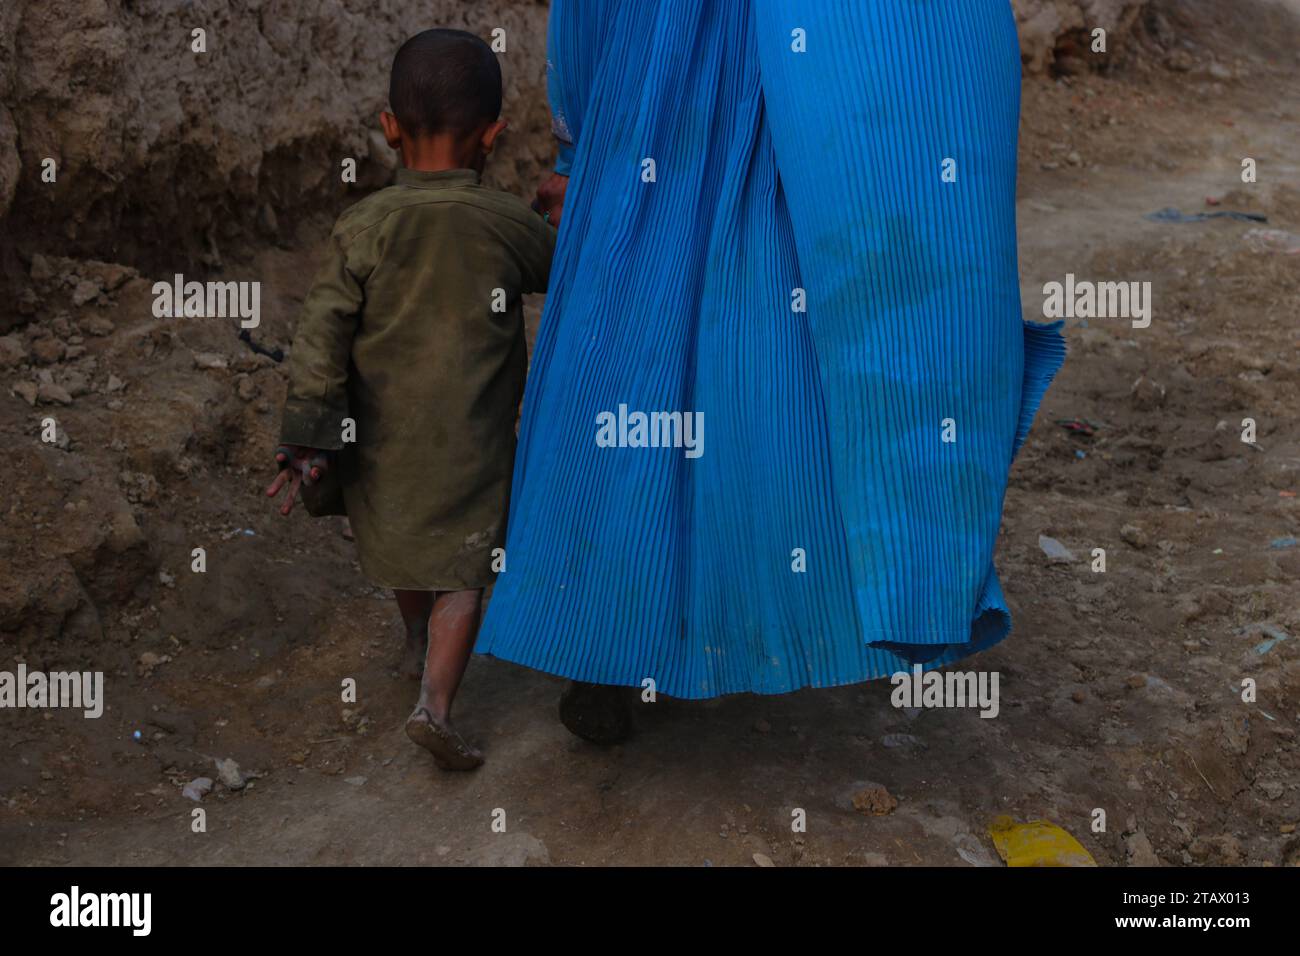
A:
[{"left": 476, "top": 0, "right": 1066, "bottom": 698}]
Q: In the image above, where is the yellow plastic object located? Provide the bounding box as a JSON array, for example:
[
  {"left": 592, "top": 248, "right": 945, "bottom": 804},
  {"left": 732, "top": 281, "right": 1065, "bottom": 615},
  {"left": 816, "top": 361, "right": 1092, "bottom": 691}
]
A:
[{"left": 989, "top": 816, "right": 1098, "bottom": 867}]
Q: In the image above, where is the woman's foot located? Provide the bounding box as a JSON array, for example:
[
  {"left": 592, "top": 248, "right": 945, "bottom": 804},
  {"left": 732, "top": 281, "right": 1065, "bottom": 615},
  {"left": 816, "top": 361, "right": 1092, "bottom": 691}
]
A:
[
  {"left": 558, "top": 681, "right": 632, "bottom": 745},
  {"left": 405, "top": 706, "right": 484, "bottom": 771}
]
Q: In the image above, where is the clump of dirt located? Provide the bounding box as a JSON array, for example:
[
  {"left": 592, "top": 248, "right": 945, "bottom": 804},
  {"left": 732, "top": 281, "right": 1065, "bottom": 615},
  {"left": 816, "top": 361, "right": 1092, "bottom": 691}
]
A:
[{"left": 1015, "top": 0, "right": 1150, "bottom": 74}]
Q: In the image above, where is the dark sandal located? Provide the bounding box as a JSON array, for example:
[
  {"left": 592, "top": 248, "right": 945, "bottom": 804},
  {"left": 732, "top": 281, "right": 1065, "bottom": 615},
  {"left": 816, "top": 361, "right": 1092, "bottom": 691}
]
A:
[{"left": 558, "top": 681, "right": 633, "bottom": 745}]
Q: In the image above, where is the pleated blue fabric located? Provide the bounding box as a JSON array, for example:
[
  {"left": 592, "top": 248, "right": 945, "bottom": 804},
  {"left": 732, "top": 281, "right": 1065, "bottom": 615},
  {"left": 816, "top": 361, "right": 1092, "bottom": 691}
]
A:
[{"left": 477, "top": 0, "right": 1067, "bottom": 698}]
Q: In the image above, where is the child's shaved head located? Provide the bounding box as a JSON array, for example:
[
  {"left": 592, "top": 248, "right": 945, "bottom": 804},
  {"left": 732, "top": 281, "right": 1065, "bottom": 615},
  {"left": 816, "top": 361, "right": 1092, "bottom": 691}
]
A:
[{"left": 389, "top": 29, "right": 502, "bottom": 138}]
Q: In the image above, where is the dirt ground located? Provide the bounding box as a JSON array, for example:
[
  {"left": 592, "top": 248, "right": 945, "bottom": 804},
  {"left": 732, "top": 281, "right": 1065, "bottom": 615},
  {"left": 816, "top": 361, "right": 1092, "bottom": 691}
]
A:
[{"left": 2, "top": 1, "right": 1298, "bottom": 866}]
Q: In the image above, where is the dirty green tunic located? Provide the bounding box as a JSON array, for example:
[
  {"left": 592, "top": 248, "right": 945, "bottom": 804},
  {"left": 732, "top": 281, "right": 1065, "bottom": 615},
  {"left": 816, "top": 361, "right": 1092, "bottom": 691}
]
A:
[{"left": 280, "top": 168, "right": 555, "bottom": 590}]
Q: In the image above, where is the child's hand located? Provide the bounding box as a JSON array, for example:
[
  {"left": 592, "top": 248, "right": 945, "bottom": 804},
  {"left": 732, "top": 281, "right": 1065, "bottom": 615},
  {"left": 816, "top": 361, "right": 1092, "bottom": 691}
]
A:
[{"left": 265, "top": 445, "right": 329, "bottom": 516}]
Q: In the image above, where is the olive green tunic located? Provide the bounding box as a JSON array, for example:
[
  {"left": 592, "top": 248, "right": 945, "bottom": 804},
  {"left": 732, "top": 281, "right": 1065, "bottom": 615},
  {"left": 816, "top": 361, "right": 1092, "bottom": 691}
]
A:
[{"left": 280, "top": 168, "right": 555, "bottom": 590}]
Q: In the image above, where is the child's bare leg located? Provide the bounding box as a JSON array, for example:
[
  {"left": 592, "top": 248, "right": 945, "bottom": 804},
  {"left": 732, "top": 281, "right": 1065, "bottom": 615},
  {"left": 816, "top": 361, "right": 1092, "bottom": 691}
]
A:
[
  {"left": 418, "top": 588, "right": 482, "bottom": 718},
  {"left": 393, "top": 589, "right": 433, "bottom": 679},
  {"left": 405, "top": 588, "right": 484, "bottom": 770}
]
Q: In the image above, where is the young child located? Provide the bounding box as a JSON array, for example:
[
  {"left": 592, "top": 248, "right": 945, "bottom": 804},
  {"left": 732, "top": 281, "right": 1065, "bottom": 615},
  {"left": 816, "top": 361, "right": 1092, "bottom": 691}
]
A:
[{"left": 266, "top": 29, "right": 554, "bottom": 770}]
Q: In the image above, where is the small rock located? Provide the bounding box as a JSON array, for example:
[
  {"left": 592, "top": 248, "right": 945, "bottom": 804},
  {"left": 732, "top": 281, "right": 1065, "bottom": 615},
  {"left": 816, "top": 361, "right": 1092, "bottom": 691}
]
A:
[
  {"left": 1066, "top": 150, "right": 1083, "bottom": 167},
  {"left": 955, "top": 833, "right": 998, "bottom": 867},
  {"left": 215, "top": 757, "right": 246, "bottom": 790},
  {"left": 236, "top": 376, "right": 258, "bottom": 401},
  {"left": 1120, "top": 523, "right": 1149, "bottom": 549},
  {"left": 182, "top": 777, "right": 213, "bottom": 802},
  {"left": 1130, "top": 375, "right": 1166, "bottom": 410},
  {"left": 107, "top": 508, "right": 144, "bottom": 551},
  {"left": 30, "top": 337, "right": 66, "bottom": 365},
  {"left": 12, "top": 381, "right": 38, "bottom": 405},
  {"left": 1038, "top": 534, "right": 1076, "bottom": 563},
  {"left": 81, "top": 261, "right": 138, "bottom": 292},
  {"left": 71, "top": 278, "right": 103, "bottom": 307},
  {"left": 753, "top": 718, "right": 771, "bottom": 734},
  {"left": 1216, "top": 712, "right": 1248, "bottom": 759},
  {"left": 1124, "top": 674, "right": 1147, "bottom": 690},
  {"left": 0, "top": 335, "right": 27, "bottom": 369},
  {"left": 30, "top": 254, "right": 54, "bottom": 282},
  {"left": 344, "top": 776, "right": 367, "bottom": 787},
  {"left": 851, "top": 782, "right": 898, "bottom": 816},
  {"left": 1258, "top": 779, "right": 1284, "bottom": 800},
  {"left": 36, "top": 382, "right": 73, "bottom": 405},
  {"left": 881, "top": 733, "right": 924, "bottom": 750},
  {"left": 137, "top": 651, "right": 170, "bottom": 677},
  {"left": 105, "top": 374, "right": 126, "bottom": 393},
  {"left": 59, "top": 369, "right": 91, "bottom": 397},
  {"left": 752, "top": 852, "right": 775, "bottom": 867},
  {"left": 1243, "top": 228, "right": 1300, "bottom": 256},
  {"left": 1125, "top": 829, "right": 1162, "bottom": 867},
  {"left": 78, "top": 315, "right": 115, "bottom": 337},
  {"left": 1071, "top": 689, "right": 1087, "bottom": 704},
  {"left": 193, "top": 351, "right": 228, "bottom": 370}
]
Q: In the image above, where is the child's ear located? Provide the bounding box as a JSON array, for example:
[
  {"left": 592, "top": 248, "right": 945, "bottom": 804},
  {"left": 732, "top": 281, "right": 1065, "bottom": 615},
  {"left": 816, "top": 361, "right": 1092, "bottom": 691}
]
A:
[
  {"left": 479, "top": 119, "right": 509, "bottom": 155},
  {"left": 379, "top": 111, "right": 403, "bottom": 149}
]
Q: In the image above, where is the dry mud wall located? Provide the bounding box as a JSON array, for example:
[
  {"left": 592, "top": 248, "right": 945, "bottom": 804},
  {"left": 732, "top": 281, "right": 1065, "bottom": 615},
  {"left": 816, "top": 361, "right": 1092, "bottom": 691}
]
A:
[{"left": 0, "top": 0, "right": 1155, "bottom": 278}]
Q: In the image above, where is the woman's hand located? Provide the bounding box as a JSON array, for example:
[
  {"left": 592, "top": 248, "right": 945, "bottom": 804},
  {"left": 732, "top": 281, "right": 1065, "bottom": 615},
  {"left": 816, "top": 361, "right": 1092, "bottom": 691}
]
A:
[{"left": 534, "top": 173, "right": 569, "bottom": 228}]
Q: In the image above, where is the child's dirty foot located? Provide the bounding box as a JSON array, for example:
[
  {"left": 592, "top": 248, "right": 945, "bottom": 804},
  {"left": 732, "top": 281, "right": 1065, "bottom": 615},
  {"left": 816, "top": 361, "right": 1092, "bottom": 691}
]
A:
[
  {"left": 559, "top": 681, "right": 632, "bottom": 745},
  {"left": 399, "top": 637, "right": 424, "bottom": 680},
  {"left": 405, "top": 707, "right": 483, "bottom": 771}
]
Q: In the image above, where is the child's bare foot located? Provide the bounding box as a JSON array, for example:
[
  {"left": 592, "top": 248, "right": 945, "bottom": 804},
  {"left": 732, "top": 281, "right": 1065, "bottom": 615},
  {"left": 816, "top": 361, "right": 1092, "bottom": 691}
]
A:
[{"left": 405, "top": 706, "right": 483, "bottom": 770}]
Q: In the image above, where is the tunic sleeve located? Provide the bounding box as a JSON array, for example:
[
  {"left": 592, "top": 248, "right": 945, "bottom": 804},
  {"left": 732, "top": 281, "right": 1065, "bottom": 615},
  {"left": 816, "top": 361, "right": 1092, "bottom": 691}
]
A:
[
  {"left": 546, "top": 0, "right": 609, "bottom": 176},
  {"left": 279, "top": 226, "right": 365, "bottom": 450},
  {"left": 519, "top": 218, "right": 558, "bottom": 296}
]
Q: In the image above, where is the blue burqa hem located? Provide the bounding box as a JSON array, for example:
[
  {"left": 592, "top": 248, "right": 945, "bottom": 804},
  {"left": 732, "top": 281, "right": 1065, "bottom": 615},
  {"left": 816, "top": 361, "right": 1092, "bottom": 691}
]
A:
[{"left": 476, "top": 0, "right": 1065, "bottom": 699}]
